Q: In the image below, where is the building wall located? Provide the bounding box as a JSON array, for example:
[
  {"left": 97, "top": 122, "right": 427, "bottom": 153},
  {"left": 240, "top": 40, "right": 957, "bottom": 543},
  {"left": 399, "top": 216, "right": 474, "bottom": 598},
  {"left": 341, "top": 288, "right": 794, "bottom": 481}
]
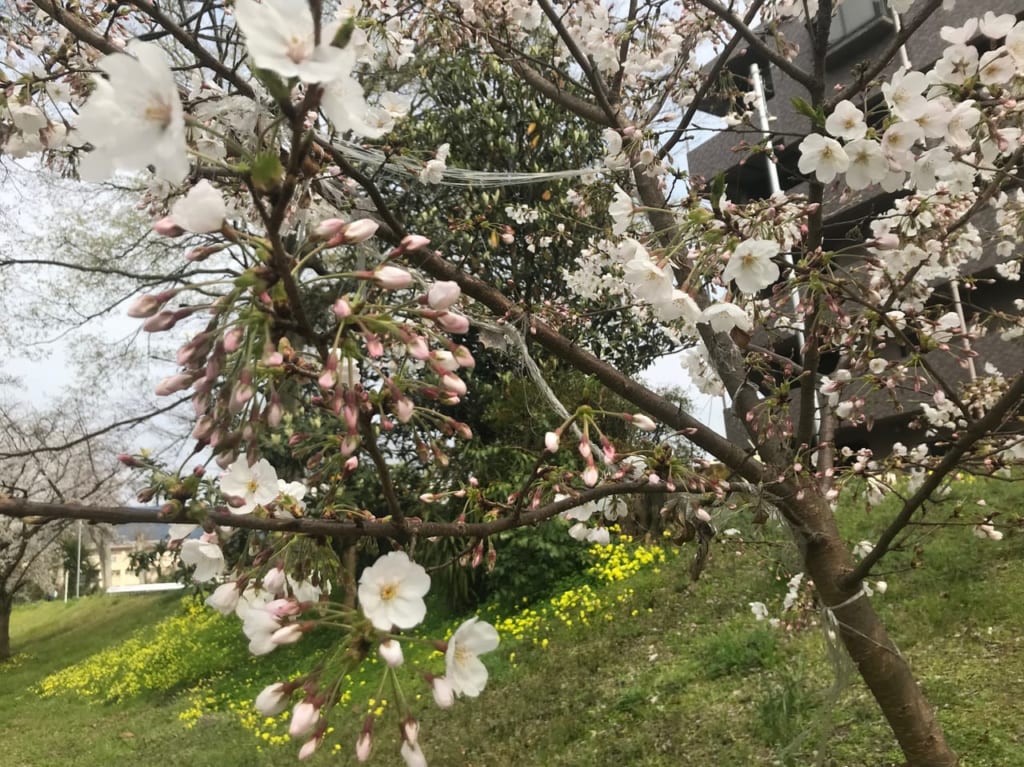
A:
[
  {"left": 685, "top": 1, "right": 1024, "bottom": 454},
  {"left": 688, "top": 0, "right": 1023, "bottom": 190}
]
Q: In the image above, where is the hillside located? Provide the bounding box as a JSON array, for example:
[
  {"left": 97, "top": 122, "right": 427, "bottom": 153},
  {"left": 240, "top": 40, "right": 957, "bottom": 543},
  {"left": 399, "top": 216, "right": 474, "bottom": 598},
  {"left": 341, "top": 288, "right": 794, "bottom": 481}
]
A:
[{"left": 5, "top": 481, "right": 1024, "bottom": 766}]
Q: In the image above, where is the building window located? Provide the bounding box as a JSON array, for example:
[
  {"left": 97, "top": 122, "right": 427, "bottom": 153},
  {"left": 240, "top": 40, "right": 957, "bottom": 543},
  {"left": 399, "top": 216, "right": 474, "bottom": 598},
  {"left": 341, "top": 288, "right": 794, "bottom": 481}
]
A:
[{"left": 826, "top": 0, "right": 894, "bottom": 67}]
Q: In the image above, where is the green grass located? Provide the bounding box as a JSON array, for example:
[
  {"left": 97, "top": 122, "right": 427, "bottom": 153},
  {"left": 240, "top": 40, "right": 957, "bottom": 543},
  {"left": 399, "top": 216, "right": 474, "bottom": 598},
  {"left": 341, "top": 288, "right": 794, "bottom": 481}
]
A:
[{"left": 5, "top": 477, "right": 1024, "bottom": 766}]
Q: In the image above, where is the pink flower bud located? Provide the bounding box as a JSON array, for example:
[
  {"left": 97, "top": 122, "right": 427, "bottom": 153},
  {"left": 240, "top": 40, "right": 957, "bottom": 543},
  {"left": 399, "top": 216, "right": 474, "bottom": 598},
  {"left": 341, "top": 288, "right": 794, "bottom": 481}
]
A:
[
  {"left": 401, "top": 717, "right": 419, "bottom": 746},
  {"left": 298, "top": 735, "right": 322, "bottom": 761},
  {"left": 395, "top": 398, "right": 415, "bottom": 423},
  {"left": 400, "top": 234, "right": 431, "bottom": 252},
  {"left": 185, "top": 244, "right": 222, "bottom": 262},
  {"left": 436, "top": 311, "right": 470, "bottom": 334},
  {"left": 630, "top": 413, "right": 657, "bottom": 432},
  {"left": 342, "top": 218, "right": 379, "bottom": 243},
  {"left": 313, "top": 218, "right": 346, "bottom": 239},
  {"left": 441, "top": 372, "right": 467, "bottom": 395},
  {"left": 142, "top": 310, "right": 178, "bottom": 333},
  {"left": 272, "top": 623, "right": 304, "bottom": 646},
  {"left": 254, "top": 682, "right": 291, "bottom": 716},
  {"left": 379, "top": 639, "right": 404, "bottom": 668},
  {"left": 332, "top": 297, "right": 352, "bottom": 318},
  {"left": 582, "top": 465, "right": 599, "bottom": 487},
  {"left": 289, "top": 701, "right": 319, "bottom": 738},
  {"left": 192, "top": 415, "right": 216, "bottom": 441},
  {"left": 427, "top": 280, "right": 461, "bottom": 310},
  {"left": 230, "top": 383, "right": 254, "bottom": 414},
  {"left": 430, "top": 675, "right": 455, "bottom": 709},
  {"left": 155, "top": 373, "right": 195, "bottom": 397},
  {"left": 153, "top": 216, "right": 184, "bottom": 237},
  {"left": 365, "top": 332, "right": 384, "bottom": 357},
  {"left": 451, "top": 345, "right": 475, "bottom": 369},
  {"left": 454, "top": 421, "right": 472, "bottom": 440},
  {"left": 374, "top": 265, "right": 413, "bottom": 290},
  {"left": 318, "top": 370, "right": 336, "bottom": 389},
  {"left": 262, "top": 566, "right": 287, "bottom": 596},
  {"left": 223, "top": 327, "right": 244, "bottom": 353},
  {"left": 126, "top": 291, "right": 173, "bottom": 318},
  {"left": 266, "top": 396, "right": 283, "bottom": 428},
  {"left": 356, "top": 731, "right": 373, "bottom": 763},
  {"left": 407, "top": 335, "right": 430, "bottom": 359},
  {"left": 264, "top": 593, "right": 299, "bottom": 618}
]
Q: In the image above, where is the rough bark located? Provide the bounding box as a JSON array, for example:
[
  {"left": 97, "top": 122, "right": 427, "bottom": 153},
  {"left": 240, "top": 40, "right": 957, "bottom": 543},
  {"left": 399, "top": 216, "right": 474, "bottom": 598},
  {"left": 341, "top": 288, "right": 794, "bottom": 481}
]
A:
[
  {"left": 792, "top": 492, "right": 958, "bottom": 767},
  {"left": 0, "top": 594, "right": 12, "bottom": 662}
]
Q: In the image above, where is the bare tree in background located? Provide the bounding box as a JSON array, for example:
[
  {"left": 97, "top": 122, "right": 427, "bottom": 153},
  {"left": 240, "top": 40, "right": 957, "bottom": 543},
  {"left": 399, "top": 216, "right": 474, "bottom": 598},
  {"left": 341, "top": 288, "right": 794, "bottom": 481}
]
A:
[{"left": 0, "top": 400, "right": 125, "bottom": 659}]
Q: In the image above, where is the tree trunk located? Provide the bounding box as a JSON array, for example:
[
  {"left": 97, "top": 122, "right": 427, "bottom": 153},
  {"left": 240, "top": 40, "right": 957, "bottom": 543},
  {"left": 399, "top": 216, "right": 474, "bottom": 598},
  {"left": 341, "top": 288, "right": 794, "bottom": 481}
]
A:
[
  {"left": 0, "top": 594, "right": 12, "bottom": 662},
  {"left": 795, "top": 495, "right": 958, "bottom": 767}
]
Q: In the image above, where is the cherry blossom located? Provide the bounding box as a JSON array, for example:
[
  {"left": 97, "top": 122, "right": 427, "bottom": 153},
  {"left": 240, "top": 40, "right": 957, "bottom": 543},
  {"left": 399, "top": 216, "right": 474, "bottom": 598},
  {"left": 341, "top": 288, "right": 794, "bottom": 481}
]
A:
[
  {"left": 254, "top": 682, "right": 292, "bottom": 716},
  {"left": 180, "top": 535, "right": 226, "bottom": 582},
  {"left": 844, "top": 139, "right": 889, "bottom": 190},
  {"left": 170, "top": 181, "right": 226, "bottom": 234},
  {"left": 721, "top": 239, "right": 780, "bottom": 295},
  {"left": 797, "top": 134, "right": 849, "bottom": 184},
  {"left": 445, "top": 617, "right": 500, "bottom": 697},
  {"left": 219, "top": 456, "right": 281, "bottom": 514},
  {"left": 233, "top": 0, "right": 347, "bottom": 83},
  {"left": 824, "top": 100, "right": 866, "bottom": 141},
  {"left": 74, "top": 41, "right": 188, "bottom": 183},
  {"left": 357, "top": 551, "right": 431, "bottom": 631}
]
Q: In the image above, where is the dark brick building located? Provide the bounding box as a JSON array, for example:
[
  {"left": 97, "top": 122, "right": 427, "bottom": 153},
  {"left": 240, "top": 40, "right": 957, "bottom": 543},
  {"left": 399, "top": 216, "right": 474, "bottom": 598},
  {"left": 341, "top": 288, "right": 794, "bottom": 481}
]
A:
[{"left": 687, "top": 0, "right": 1024, "bottom": 454}]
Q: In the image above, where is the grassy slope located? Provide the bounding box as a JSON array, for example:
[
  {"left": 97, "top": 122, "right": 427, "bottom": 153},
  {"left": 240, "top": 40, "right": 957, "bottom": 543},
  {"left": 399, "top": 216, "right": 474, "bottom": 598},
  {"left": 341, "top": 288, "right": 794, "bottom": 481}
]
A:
[{"left": 5, "top": 481, "right": 1024, "bottom": 766}]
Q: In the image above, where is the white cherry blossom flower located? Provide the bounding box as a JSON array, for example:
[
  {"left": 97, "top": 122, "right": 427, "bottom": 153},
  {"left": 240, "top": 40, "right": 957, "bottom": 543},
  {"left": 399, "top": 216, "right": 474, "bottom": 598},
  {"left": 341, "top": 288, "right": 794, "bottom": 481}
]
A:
[
  {"left": 254, "top": 682, "right": 291, "bottom": 716},
  {"left": 400, "top": 741, "right": 428, "bottom": 767},
  {"left": 220, "top": 455, "right": 280, "bottom": 514},
  {"left": 881, "top": 70, "right": 928, "bottom": 120},
  {"left": 8, "top": 104, "right": 48, "bottom": 132},
  {"left": 623, "top": 256, "right": 675, "bottom": 304},
  {"left": 206, "top": 582, "right": 242, "bottom": 615},
  {"left": 932, "top": 44, "right": 978, "bottom": 85},
  {"left": 420, "top": 143, "right": 449, "bottom": 184},
  {"left": 881, "top": 121, "right": 924, "bottom": 166},
  {"left": 609, "top": 185, "right": 634, "bottom": 235},
  {"left": 170, "top": 180, "right": 226, "bottom": 233},
  {"left": 844, "top": 139, "right": 889, "bottom": 190},
  {"left": 701, "top": 302, "right": 751, "bottom": 333},
  {"left": 974, "top": 523, "right": 1004, "bottom": 541},
  {"left": 1006, "top": 23, "right": 1024, "bottom": 63},
  {"left": 797, "top": 134, "right": 849, "bottom": 183},
  {"left": 721, "top": 239, "right": 780, "bottom": 294},
  {"left": 652, "top": 288, "right": 701, "bottom": 325},
  {"left": 357, "top": 551, "right": 431, "bottom": 631},
  {"left": 978, "top": 50, "right": 1015, "bottom": 86},
  {"left": 945, "top": 101, "right": 981, "bottom": 148},
  {"left": 233, "top": 0, "right": 347, "bottom": 83},
  {"left": 940, "top": 19, "right": 978, "bottom": 45},
  {"left": 825, "top": 100, "right": 866, "bottom": 141},
  {"left": 180, "top": 535, "right": 225, "bottom": 582},
  {"left": 750, "top": 601, "right": 769, "bottom": 620},
  {"left": 320, "top": 48, "right": 391, "bottom": 138},
  {"left": 75, "top": 41, "right": 188, "bottom": 183},
  {"left": 445, "top": 617, "right": 500, "bottom": 697},
  {"left": 979, "top": 11, "right": 1016, "bottom": 39}
]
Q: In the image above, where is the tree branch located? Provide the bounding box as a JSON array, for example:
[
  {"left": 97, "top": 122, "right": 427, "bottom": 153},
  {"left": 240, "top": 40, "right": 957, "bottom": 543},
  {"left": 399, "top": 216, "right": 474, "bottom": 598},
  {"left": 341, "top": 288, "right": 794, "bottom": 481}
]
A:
[
  {"left": 658, "top": 0, "right": 766, "bottom": 160},
  {"left": 842, "top": 372, "right": 1024, "bottom": 587},
  {"left": 0, "top": 480, "right": 666, "bottom": 540},
  {"left": 825, "top": 0, "right": 942, "bottom": 111},
  {"left": 691, "top": 0, "right": 815, "bottom": 90},
  {"left": 0, "top": 398, "right": 189, "bottom": 459}
]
